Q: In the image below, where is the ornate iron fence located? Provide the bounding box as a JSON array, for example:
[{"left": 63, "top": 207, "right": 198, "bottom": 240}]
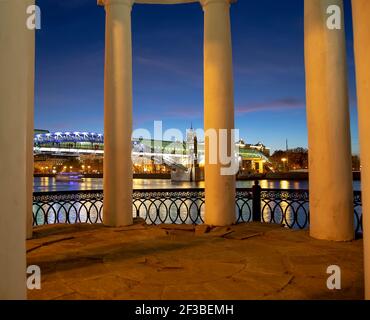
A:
[
  {"left": 33, "top": 187, "right": 363, "bottom": 232},
  {"left": 133, "top": 189, "right": 206, "bottom": 225},
  {"left": 260, "top": 189, "right": 310, "bottom": 229},
  {"left": 33, "top": 190, "right": 103, "bottom": 225},
  {"left": 354, "top": 191, "right": 363, "bottom": 234}
]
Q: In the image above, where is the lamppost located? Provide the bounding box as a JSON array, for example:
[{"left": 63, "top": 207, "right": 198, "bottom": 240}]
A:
[{"left": 281, "top": 158, "right": 287, "bottom": 172}]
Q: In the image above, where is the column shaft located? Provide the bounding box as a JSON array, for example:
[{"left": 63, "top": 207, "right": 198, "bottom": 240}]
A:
[
  {"left": 27, "top": 7, "right": 36, "bottom": 240},
  {"left": 304, "top": 0, "right": 354, "bottom": 241},
  {"left": 0, "top": 0, "right": 35, "bottom": 299},
  {"left": 203, "top": 0, "right": 236, "bottom": 226},
  {"left": 352, "top": 0, "right": 370, "bottom": 299},
  {"left": 102, "top": 0, "right": 133, "bottom": 226}
]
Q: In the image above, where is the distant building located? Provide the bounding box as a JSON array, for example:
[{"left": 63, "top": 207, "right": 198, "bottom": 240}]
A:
[
  {"left": 248, "top": 142, "right": 271, "bottom": 157},
  {"left": 33, "top": 130, "right": 271, "bottom": 175}
]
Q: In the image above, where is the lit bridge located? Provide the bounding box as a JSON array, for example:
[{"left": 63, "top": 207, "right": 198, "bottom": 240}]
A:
[{"left": 34, "top": 131, "right": 270, "bottom": 172}]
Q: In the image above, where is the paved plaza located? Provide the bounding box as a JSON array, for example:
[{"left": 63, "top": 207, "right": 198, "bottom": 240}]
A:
[{"left": 27, "top": 221, "right": 364, "bottom": 300}]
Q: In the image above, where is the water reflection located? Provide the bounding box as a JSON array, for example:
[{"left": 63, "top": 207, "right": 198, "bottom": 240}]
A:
[
  {"left": 34, "top": 177, "right": 361, "bottom": 192},
  {"left": 280, "top": 180, "right": 289, "bottom": 190}
]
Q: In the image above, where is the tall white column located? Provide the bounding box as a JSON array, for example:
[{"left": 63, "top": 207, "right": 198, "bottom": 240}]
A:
[
  {"left": 304, "top": 0, "right": 354, "bottom": 241},
  {"left": 0, "top": 0, "right": 35, "bottom": 299},
  {"left": 99, "top": 0, "right": 133, "bottom": 226},
  {"left": 27, "top": 6, "right": 36, "bottom": 240},
  {"left": 352, "top": 0, "right": 370, "bottom": 299},
  {"left": 202, "top": 0, "right": 236, "bottom": 226}
]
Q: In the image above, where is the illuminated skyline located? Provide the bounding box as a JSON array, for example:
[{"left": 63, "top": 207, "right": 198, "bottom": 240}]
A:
[{"left": 35, "top": 0, "right": 359, "bottom": 152}]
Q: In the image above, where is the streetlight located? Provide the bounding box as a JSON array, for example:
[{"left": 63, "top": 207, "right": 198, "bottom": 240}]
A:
[{"left": 281, "top": 158, "right": 287, "bottom": 172}]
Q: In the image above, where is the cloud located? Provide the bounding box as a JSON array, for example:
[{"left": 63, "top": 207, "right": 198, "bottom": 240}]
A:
[
  {"left": 236, "top": 98, "right": 305, "bottom": 114},
  {"left": 133, "top": 98, "right": 305, "bottom": 123}
]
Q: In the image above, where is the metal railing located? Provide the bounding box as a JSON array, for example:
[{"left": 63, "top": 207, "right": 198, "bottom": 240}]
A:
[
  {"left": 33, "top": 185, "right": 363, "bottom": 232},
  {"left": 354, "top": 191, "right": 363, "bottom": 233},
  {"left": 33, "top": 190, "right": 103, "bottom": 225}
]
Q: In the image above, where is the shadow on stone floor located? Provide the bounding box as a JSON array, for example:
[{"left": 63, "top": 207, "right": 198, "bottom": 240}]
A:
[{"left": 27, "top": 222, "right": 364, "bottom": 300}]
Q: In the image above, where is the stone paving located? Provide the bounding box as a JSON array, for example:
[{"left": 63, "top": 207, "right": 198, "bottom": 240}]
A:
[{"left": 27, "top": 221, "right": 364, "bottom": 300}]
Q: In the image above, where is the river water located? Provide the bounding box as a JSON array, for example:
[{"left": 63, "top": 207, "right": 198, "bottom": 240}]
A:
[{"left": 34, "top": 177, "right": 362, "bottom": 192}]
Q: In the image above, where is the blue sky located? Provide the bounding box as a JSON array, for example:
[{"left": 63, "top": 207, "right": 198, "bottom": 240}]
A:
[{"left": 35, "top": 0, "right": 359, "bottom": 153}]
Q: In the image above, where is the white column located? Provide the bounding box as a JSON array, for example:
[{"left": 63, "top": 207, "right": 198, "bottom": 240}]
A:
[
  {"left": 202, "top": 0, "right": 236, "bottom": 226},
  {"left": 0, "top": 0, "right": 35, "bottom": 299},
  {"left": 99, "top": 0, "right": 133, "bottom": 226},
  {"left": 27, "top": 6, "right": 36, "bottom": 240},
  {"left": 352, "top": 0, "right": 370, "bottom": 299},
  {"left": 304, "top": 0, "right": 354, "bottom": 241}
]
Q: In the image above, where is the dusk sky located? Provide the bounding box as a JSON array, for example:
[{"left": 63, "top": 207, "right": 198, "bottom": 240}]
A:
[{"left": 35, "top": 0, "right": 359, "bottom": 153}]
